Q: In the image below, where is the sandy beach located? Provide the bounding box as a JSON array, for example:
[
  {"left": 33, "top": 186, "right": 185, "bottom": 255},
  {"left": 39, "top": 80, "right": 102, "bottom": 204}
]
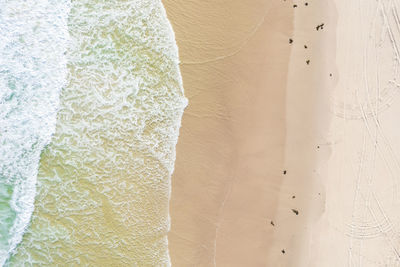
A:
[
  {"left": 307, "top": 0, "right": 400, "bottom": 266},
  {"left": 164, "top": 0, "right": 400, "bottom": 266},
  {"left": 1, "top": 0, "right": 399, "bottom": 265}
]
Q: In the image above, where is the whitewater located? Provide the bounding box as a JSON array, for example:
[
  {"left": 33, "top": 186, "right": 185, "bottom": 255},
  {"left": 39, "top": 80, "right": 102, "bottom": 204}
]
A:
[
  {"left": 1, "top": 0, "right": 187, "bottom": 266},
  {"left": 0, "top": 0, "right": 70, "bottom": 265}
]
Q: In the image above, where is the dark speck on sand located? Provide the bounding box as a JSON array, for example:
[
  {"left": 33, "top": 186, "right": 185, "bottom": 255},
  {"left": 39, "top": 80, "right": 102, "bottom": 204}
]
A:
[{"left": 291, "top": 209, "right": 299, "bottom": 215}]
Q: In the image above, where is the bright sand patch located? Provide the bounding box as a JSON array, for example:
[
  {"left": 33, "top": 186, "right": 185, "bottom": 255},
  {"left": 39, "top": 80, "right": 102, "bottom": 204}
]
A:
[{"left": 306, "top": 0, "right": 400, "bottom": 266}]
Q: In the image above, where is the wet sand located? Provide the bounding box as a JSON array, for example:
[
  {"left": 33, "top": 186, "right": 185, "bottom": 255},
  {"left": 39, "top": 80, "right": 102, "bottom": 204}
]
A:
[{"left": 163, "top": 0, "right": 294, "bottom": 265}]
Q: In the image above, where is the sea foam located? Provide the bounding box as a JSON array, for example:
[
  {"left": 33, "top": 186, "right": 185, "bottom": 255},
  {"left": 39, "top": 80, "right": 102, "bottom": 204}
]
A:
[
  {"left": 6, "top": 0, "right": 187, "bottom": 266},
  {"left": 0, "top": 0, "right": 70, "bottom": 265}
]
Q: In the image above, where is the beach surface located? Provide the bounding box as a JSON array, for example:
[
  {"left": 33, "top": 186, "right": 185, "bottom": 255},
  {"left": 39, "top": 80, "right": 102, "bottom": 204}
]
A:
[
  {"left": 165, "top": 0, "right": 400, "bottom": 266},
  {"left": 306, "top": 0, "right": 400, "bottom": 266}
]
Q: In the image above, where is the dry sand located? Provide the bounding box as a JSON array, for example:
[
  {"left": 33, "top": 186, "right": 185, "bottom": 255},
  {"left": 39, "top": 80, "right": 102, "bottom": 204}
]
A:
[
  {"left": 306, "top": 0, "right": 400, "bottom": 266},
  {"left": 164, "top": 0, "right": 400, "bottom": 266}
]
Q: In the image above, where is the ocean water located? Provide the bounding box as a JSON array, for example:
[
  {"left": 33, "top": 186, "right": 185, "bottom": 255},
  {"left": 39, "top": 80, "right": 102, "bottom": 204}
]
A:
[
  {"left": 1, "top": 0, "right": 187, "bottom": 266},
  {"left": 0, "top": 1, "right": 70, "bottom": 265}
]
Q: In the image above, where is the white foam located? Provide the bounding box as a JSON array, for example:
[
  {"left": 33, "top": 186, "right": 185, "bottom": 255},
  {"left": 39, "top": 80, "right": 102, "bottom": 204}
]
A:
[
  {"left": 0, "top": 0, "right": 70, "bottom": 264},
  {"left": 5, "top": 0, "right": 187, "bottom": 265}
]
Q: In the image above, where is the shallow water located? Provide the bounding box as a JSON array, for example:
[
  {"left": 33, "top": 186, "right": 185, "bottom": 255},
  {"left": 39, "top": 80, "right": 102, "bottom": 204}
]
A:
[
  {"left": 0, "top": 1, "right": 70, "bottom": 264},
  {"left": 2, "top": 0, "right": 186, "bottom": 265}
]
